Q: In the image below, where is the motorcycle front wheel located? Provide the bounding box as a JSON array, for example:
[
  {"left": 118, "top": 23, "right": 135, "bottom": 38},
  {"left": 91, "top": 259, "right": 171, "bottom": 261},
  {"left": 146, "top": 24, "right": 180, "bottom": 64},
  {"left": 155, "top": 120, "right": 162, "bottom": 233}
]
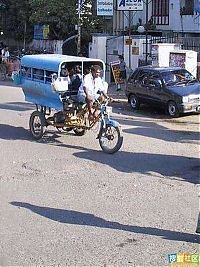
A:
[{"left": 99, "top": 124, "right": 123, "bottom": 154}]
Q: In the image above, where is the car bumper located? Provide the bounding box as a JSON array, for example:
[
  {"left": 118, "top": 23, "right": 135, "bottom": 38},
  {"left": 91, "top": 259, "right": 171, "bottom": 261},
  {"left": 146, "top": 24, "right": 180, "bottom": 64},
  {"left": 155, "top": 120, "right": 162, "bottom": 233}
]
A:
[{"left": 179, "top": 102, "right": 200, "bottom": 113}]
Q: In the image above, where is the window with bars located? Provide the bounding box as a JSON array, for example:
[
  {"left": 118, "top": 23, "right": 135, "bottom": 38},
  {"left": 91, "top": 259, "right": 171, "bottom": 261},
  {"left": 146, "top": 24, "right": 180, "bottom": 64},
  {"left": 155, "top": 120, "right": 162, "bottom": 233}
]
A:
[{"left": 152, "top": 0, "right": 169, "bottom": 25}]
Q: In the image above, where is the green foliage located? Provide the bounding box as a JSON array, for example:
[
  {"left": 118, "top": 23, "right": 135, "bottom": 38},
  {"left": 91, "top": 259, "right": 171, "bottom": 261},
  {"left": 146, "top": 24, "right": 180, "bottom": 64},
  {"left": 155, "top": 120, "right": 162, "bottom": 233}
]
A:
[
  {"left": 0, "top": 0, "right": 32, "bottom": 41},
  {"left": 0, "top": 0, "right": 108, "bottom": 42}
]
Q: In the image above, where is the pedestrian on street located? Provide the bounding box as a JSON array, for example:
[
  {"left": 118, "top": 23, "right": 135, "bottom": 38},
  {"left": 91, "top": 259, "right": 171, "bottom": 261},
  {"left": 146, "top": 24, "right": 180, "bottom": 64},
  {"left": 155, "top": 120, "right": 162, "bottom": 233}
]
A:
[
  {"left": 117, "top": 55, "right": 127, "bottom": 91},
  {"left": 1, "top": 46, "right": 10, "bottom": 63},
  {"left": 119, "top": 55, "right": 127, "bottom": 82}
]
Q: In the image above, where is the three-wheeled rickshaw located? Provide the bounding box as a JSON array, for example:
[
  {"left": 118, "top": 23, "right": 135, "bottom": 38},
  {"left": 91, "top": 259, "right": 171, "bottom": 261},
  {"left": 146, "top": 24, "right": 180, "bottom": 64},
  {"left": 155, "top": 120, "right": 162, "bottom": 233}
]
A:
[{"left": 13, "top": 54, "right": 123, "bottom": 153}]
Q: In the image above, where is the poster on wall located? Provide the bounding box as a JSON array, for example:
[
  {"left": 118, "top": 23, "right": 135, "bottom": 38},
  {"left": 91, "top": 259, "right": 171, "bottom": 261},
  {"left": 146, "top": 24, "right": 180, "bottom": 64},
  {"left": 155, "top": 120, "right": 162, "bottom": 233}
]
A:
[
  {"left": 117, "top": 0, "right": 143, "bottom": 11},
  {"left": 97, "top": 0, "right": 113, "bottom": 16},
  {"left": 169, "top": 52, "right": 186, "bottom": 68}
]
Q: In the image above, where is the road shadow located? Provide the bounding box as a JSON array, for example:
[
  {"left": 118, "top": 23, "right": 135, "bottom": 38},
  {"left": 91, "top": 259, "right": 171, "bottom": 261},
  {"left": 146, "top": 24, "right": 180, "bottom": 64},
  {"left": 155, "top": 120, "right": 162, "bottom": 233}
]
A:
[
  {"left": 0, "top": 123, "right": 64, "bottom": 142},
  {"left": 10, "top": 202, "right": 199, "bottom": 244},
  {"left": 0, "top": 101, "right": 34, "bottom": 111},
  {"left": 123, "top": 125, "right": 200, "bottom": 144},
  {"left": 0, "top": 124, "right": 199, "bottom": 184},
  {"left": 0, "top": 124, "right": 30, "bottom": 140},
  {"left": 45, "top": 141, "right": 199, "bottom": 184},
  {"left": 71, "top": 148, "right": 199, "bottom": 184},
  {"left": 110, "top": 115, "right": 199, "bottom": 144},
  {"left": 111, "top": 101, "right": 199, "bottom": 120}
]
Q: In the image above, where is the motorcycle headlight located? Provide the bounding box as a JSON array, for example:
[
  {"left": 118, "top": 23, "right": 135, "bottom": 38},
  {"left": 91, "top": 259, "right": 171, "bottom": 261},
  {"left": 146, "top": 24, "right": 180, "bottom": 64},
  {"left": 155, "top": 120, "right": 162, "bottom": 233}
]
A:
[{"left": 182, "top": 96, "right": 189, "bottom": 103}]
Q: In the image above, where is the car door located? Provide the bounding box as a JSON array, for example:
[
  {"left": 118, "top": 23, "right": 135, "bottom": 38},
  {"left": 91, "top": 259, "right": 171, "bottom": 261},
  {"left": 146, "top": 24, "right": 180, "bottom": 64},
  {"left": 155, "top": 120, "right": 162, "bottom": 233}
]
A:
[
  {"left": 148, "top": 72, "right": 166, "bottom": 105},
  {"left": 126, "top": 69, "right": 140, "bottom": 96},
  {"left": 128, "top": 69, "right": 152, "bottom": 102}
]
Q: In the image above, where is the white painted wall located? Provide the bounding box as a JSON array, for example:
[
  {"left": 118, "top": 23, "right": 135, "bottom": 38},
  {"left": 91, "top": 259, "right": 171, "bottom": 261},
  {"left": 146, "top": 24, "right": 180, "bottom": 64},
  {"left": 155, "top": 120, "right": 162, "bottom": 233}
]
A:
[
  {"left": 89, "top": 36, "right": 109, "bottom": 63},
  {"left": 159, "top": 0, "right": 200, "bottom": 33},
  {"left": 122, "top": 0, "right": 200, "bottom": 34},
  {"left": 151, "top": 43, "right": 182, "bottom": 67}
]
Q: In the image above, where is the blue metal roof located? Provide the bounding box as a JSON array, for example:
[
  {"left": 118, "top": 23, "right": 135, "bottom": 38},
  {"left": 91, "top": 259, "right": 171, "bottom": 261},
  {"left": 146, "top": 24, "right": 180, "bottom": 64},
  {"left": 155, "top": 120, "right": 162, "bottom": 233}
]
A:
[{"left": 20, "top": 54, "right": 105, "bottom": 72}]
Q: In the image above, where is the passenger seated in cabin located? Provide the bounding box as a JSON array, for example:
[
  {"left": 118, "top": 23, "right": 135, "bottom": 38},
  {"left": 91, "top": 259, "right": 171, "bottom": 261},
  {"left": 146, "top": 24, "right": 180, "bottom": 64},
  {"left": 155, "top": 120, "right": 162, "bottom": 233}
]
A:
[
  {"left": 62, "top": 66, "right": 82, "bottom": 101},
  {"left": 60, "top": 67, "right": 70, "bottom": 79},
  {"left": 59, "top": 67, "right": 71, "bottom": 92},
  {"left": 68, "top": 65, "right": 82, "bottom": 95}
]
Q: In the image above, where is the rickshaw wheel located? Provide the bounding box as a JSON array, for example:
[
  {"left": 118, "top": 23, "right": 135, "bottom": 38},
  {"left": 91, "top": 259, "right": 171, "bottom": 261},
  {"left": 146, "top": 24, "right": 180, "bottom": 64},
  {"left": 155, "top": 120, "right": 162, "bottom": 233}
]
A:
[
  {"left": 73, "top": 128, "right": 86, "bottom": 136},
  {"left": 29, "top": 111, "right": 46, "bottom": 140}
]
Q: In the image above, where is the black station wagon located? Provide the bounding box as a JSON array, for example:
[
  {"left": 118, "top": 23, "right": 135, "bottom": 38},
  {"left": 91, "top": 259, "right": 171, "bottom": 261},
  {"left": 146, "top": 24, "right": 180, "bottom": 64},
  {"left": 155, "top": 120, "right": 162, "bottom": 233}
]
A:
[{"left": 125, "top": 66, "right": 200, "bottom": 117}]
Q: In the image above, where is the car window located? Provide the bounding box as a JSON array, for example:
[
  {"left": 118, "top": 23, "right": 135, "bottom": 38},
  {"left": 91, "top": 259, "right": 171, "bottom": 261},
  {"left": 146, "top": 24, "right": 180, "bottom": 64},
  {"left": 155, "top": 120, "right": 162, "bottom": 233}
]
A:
[
  {"left": 129, "top": 69, "right": 139, "bottom": 80},
  {"left": 134, "top": 70, "right": 149, "bottom": 85},
  {"left": 162, "top": 71, "right": 176, "bottom": 85},
  {"left": 162, "top": 69, "right": 196, "bottom": 86}
]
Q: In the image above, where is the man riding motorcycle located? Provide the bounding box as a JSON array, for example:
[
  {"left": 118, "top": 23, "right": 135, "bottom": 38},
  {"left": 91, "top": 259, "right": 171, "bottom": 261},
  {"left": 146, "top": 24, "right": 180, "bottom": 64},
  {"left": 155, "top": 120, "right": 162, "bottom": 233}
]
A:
[{"left": 77, "top": 65, "right": 108, "bottom": 120}]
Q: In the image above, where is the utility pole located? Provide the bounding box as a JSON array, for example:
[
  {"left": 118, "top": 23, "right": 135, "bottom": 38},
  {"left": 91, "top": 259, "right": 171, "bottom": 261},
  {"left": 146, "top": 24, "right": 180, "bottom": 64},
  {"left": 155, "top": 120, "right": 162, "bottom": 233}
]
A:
[
  {"left": 128, "top": 10, "right": 132, "bottom": 69},
  {"left": 23, "top": 21, "right": 27, "bottom": 51},
  {"left": 145, "top": 0, "right": 148, "bottom": 65},
  {"left": 77, "top": 0, "right": 81, "bottom": 55}
]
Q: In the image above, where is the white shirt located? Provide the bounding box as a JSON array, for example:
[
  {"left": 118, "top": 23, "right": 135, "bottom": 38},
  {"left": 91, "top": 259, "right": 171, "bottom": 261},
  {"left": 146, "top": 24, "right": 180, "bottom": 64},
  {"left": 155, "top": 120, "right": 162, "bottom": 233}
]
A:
[
  {"left": 78, "top": 73, "right": 107, "bottom": 99},
  {"left": 1, "top": 49, "right": 9, "bottom": 62}
]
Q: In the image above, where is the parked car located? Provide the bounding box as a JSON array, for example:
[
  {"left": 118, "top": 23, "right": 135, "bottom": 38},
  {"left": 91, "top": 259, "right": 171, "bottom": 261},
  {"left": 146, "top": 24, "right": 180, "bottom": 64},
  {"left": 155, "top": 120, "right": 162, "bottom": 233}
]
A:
[{"left": 125, "top": 66, "right": 200, "bottom": 117}]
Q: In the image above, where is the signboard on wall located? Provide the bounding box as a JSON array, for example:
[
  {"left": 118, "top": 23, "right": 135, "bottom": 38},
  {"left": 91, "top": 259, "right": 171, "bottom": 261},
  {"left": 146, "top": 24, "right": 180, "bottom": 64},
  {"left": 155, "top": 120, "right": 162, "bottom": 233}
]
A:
[
  {"left": 97, "top": 0, "right": 113, "bottom": 16},
  {"left": 125, "top": 38, "right": 132, "bottom": 45},
  {"left": 34, "top": 25, "right": 49, "bottom": 40},
  {"left": 110, "top": 61, "right": 123, "bottom": 84},
  {"left": 194, "top": 0, "right": 200, "bottom": 12},
  {"left": 117, "top": 0, "right": 143, "bottom": 11}
]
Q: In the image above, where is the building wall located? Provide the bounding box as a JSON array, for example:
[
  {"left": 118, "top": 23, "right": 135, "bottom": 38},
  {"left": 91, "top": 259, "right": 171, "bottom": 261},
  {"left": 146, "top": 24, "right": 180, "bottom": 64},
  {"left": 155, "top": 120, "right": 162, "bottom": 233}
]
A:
[
  {"left": 158, "top": 0, "right": 200, "bottom": 33},
  {"left": 113, "top": 0, "right": 200, "bottom": 35}
]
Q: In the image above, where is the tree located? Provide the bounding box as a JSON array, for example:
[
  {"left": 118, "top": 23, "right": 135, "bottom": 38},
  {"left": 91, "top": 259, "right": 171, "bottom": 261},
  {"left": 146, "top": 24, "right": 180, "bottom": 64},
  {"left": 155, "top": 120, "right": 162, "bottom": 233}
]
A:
[
  {"left": 0, "top": 0, "right": 33, "bottom": 41},
  {"left": 0, "top": 0, "right": 108, "bottom": 43},
  {"left": 28, "top": 0, "right": 106, "bottom": 40}
]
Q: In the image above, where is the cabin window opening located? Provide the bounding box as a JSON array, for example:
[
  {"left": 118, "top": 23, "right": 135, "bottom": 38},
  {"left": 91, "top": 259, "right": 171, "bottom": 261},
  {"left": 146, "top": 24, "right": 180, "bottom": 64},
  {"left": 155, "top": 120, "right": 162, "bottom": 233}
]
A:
[
  {"left": 45, "top": 70, "right": 57, "bottom": 83},
  {"left": 33, "top": 68, "right": 44, "bottom": 81},
  {"left": 21, "top": 66, "right": 31, "bottom": 78}
]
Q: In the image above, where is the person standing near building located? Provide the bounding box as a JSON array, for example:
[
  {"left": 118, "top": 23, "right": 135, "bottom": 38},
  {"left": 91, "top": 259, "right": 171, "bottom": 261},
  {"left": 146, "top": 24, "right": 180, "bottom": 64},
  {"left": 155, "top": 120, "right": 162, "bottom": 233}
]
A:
[
  {"left": 119, "top": 55, "right": 127, "bottom": 82},
  {"left": 117, "top": 55, "right": 127, "bottom": 91},
  {"left": 0, "top": 42, "right": 4, "bottom": 63},
  {"left": 1, "top": 46, "right": 10, "bottom": 63}
]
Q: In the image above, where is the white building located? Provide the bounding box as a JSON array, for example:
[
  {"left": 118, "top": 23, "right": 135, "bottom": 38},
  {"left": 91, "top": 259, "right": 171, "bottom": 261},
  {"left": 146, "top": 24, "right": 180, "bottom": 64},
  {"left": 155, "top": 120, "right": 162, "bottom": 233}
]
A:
[{"left": 113, "top": 0, "right": 200, "bottom": 38}]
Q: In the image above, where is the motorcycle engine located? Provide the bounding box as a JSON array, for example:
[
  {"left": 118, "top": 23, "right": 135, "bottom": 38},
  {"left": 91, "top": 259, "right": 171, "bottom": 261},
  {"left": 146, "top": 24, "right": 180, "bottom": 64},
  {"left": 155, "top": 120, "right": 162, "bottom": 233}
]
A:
[{"left": 53, "top": 111, "right": 66, "bottom": 123}]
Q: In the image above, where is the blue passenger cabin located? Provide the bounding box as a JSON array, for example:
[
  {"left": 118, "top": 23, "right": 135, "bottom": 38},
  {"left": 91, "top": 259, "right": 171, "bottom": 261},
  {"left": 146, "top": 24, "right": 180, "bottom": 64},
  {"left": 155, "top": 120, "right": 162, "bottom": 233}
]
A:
[{"left": 20, "top": 54, "right": 105, "bottom": 110}]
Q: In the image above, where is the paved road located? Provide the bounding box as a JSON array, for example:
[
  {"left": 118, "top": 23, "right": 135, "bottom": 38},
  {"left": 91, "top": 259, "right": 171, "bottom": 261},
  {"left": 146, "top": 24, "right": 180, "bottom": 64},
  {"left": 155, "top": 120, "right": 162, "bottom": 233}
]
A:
[{"left": 0, "top": 81, "right": 199, "bottom": 266}]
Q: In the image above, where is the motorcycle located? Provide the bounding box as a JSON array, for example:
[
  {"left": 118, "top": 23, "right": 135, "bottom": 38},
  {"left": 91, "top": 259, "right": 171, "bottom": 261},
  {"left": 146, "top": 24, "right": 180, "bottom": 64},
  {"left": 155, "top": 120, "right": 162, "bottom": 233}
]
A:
[{"left": 29, "top": 92, "right": 123, "bottom": 154}]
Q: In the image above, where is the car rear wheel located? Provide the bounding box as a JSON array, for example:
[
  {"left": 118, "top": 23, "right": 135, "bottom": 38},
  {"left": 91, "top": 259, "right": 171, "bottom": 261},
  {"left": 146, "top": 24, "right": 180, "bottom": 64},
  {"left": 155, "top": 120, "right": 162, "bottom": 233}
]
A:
[
  {"left": 167, "top": 101, "right": 179, "bottom": 117},
  {"left": 129, "top": 94, "right": 140, "bottom": 111}
]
